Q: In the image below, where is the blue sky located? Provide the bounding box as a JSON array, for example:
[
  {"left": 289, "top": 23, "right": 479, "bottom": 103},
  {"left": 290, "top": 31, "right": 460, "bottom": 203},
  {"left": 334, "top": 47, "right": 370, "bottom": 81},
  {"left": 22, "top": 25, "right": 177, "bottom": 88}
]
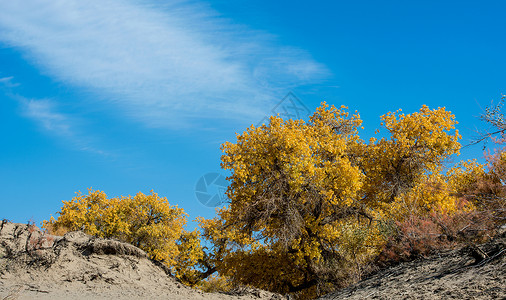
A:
[{"left": 1, "top": 0, "right": 505, "bottom": 226}]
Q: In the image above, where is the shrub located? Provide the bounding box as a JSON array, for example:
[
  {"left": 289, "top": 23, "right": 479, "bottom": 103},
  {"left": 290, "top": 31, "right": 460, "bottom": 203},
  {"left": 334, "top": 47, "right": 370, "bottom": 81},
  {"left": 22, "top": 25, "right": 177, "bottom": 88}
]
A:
[{"left": 43, "top": 189, "right": 203, "bottom": 284}]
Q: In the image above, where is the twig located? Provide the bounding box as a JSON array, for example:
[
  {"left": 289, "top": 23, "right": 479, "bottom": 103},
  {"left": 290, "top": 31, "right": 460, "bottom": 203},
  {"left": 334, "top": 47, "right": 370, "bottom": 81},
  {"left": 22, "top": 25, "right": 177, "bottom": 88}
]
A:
[
  {"left": 474, "top": 248, "right": 506, "bottom": 268},
  {"left": 2, "top": 285, "right": 23, "bottom": 300}
]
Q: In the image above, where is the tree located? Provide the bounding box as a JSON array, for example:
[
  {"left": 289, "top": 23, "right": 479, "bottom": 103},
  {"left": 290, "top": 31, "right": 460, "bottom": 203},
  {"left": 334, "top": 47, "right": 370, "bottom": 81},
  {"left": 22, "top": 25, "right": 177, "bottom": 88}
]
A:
[
  {"left": 43, "top": 189, "right": 203, "bottom": 284},
  {"left": 199, "top": 103, "right": 462, "bottom": 297},
  {"left": 472, "top": 94, "right": 506, "bottom": 145}
]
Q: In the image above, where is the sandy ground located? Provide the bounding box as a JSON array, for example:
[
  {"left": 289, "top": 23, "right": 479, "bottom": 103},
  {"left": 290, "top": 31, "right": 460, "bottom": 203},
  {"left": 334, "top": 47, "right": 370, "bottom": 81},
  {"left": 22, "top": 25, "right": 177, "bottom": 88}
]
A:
[
  {"left": 319, "top": 231, "right": 506, "bottom": 300},
  {"left": 0, "top": 221, "right": 284, "bottom": 300},
  {"left": 2, "top": 221, "right": 505, "bottom": 300}
]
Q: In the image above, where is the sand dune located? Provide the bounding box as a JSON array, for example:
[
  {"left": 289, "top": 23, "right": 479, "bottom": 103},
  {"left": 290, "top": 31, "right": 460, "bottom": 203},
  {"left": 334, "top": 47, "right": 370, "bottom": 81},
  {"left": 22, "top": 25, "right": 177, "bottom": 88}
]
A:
[
  {"left": 0, "top": 221, "right": 283, "bottom": 300},
  {"left": 2, "top": 220, "right": 504, "bottom": 300},
  {"left": 319, "top": 229, "right": 506, "bottom": 300}
]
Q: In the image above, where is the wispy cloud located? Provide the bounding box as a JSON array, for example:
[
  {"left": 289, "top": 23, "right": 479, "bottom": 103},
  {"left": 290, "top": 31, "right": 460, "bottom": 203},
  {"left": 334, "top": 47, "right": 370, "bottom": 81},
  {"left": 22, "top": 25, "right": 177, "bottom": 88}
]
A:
[
  {"left": 17, "top": 96, "right": 108, "bottom": 155},
  {"left": 0, "top": 74, "right": 107, "bottom": 154},
  {"left": 20, "top": 98, "right": 70, "bottom": 134},
  {"left": 0, "top": 76, "right": 20, "bottom": 88},
  {"left": 0, "top": 0, "right": 329, "bottom": 129}
]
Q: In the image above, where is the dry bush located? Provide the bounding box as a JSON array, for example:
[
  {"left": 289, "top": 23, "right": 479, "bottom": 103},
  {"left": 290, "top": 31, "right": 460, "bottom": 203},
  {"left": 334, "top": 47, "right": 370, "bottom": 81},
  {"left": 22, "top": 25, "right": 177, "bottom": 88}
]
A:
[
  {"left": 377, "top": 190, "right": 505, "bottom": 267},
  {"left": 467, "top": 152, "right": 506, "bottom": 224},
  {"left": 376, "top": 214, "right": 450, "bottom": 266},
  {"left": 43, "top": 222, "right": 70, "bottom": 236}
]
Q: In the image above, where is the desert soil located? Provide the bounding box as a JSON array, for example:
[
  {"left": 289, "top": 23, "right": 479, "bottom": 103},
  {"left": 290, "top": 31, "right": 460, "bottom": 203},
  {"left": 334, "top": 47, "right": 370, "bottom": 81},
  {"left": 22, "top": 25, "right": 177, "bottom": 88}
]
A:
[
  {"left": 319, "top": 230, "right": 506, "bottom": 300},
  {"left": 2, "top": 221, "right": 505, "bottom": 300},
  {"left": 0, "top": 221, "right": 284, "bottom": 300}
]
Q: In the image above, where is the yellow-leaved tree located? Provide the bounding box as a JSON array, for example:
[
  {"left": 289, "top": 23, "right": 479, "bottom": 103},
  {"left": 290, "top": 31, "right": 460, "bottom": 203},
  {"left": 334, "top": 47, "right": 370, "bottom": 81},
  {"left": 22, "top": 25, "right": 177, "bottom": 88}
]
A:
[
  {"left": 42, "top": 101, "right": 504, "bottom": 298},
  {"left": 43, "top": 189, "right": 203, "bottom": 285},
  {"left": 198, "top": 103, "right": 463, "bottom": 297}
]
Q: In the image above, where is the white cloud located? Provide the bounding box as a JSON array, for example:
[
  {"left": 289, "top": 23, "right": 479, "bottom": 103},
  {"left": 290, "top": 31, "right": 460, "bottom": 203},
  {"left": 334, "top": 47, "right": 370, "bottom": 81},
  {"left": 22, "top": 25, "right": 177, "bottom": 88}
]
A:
[
  {"left": 21, "top": 98, "right": 70, "bottom": 134},
  {"left": 0, "top": 76, "right": 20, "bottom": 88},
  {"left": 0, "top": 77, "right": 13, "bottom": 83},
  {"left": 15, "top": 96, "right": 108, "bottom": 155},
  {"left": 0, "top": 0, "right": 329, "bottom": 129}
]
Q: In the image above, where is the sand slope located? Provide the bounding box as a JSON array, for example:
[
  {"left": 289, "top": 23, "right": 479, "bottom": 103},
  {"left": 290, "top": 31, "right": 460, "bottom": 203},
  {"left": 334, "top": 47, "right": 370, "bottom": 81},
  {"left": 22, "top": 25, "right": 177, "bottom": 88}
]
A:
[
  {"left": 3, "top": 220, "right": 504, "bottom": 300},
  {"left": 0, "top": 221, "right": 284, "bottom": 300},
  {"left": 319, "top": 230, "right": 506, "bottom": 300}
]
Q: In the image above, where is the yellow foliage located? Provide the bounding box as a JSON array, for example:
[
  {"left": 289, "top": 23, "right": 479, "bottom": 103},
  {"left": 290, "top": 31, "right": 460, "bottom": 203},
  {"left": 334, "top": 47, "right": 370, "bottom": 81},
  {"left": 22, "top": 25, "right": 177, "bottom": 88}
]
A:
[
  {"left": 362, "top": 105, "right": 461, "bottom": 209},
  {"left": 200, "top": 102, "right": 463, "bottom": 297},
  {"left": 43, "top": 189, "right": 202, "bottom": 284},
  {"left": 197, "top": 274, "right": 235, "bottom": 293},
  {"left": 43, "top": 103, "right": 474, "bottom": 298},
  {"left": 174, "top": 229, "right": 205, "bottom": 285}
]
